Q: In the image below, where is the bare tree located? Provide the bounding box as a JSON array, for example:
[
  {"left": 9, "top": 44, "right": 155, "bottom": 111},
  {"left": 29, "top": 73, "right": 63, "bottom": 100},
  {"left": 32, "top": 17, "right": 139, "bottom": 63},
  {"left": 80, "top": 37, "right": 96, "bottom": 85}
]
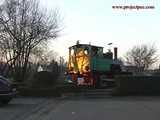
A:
[
  {"left": 30, "top": 44, "right": 59, "bottom": 67},
  {"left": 0, "top": 0, "right": 60, "bottom": 81},
  {"left": 125, "top": 44, "right": 158, "bottom": 70}
]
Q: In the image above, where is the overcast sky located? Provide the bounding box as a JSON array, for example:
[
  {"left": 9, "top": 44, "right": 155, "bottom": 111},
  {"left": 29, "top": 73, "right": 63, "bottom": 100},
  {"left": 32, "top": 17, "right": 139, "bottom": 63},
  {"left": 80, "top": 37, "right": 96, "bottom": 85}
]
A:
[{"left": 40, "top": 0, "right": 160, "bottom": 65}]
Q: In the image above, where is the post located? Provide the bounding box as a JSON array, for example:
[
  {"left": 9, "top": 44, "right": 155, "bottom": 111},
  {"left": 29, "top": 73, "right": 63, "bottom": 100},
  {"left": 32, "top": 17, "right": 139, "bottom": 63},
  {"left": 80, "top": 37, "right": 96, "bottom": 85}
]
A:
[{"left": 114, "top": 47, "right": 118, "bottom": 60}]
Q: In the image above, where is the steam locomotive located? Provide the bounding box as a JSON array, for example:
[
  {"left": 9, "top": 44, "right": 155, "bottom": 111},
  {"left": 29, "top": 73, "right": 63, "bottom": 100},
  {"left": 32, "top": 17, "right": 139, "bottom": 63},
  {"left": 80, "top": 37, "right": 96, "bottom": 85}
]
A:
[{"left": 65, "top": 42, "right": 128, "bottom": 88}]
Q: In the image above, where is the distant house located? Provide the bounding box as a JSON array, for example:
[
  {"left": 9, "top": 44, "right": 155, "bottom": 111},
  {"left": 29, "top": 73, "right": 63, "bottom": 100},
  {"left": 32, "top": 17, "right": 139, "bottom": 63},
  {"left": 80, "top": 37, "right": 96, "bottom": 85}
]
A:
[{"left": 37, "top": 65, "right": 43, "bottom": 72}]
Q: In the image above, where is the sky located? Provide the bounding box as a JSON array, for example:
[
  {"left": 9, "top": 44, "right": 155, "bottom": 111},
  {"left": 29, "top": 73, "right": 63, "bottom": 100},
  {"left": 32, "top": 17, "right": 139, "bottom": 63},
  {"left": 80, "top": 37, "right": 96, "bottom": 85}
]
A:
[{"left": 40, "top": 0, "right": 160, "bottom": 66}]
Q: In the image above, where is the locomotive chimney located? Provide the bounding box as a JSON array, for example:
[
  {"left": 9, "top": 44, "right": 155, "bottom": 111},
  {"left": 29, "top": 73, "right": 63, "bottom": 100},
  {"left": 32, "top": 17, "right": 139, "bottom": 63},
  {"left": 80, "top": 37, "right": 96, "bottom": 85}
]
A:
[{"left": 114, "top": 47, "right": 118, "bottom": 60}]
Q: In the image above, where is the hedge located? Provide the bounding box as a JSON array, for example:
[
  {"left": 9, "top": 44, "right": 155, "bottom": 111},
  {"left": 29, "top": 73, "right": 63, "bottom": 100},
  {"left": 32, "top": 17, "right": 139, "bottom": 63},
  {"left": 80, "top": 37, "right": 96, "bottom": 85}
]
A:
[
  {"left": 17, "top": 84, "right": 81, "bottom": 97},
  {"left": 112, "top": 75, "right": 160, "bottom": 95}
]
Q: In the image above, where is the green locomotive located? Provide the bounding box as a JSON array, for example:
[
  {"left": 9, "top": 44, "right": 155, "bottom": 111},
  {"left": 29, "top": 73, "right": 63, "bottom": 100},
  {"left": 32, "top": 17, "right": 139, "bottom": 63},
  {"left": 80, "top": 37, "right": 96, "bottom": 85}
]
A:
[{"left": 66, "top": 42, "right": 124, "bottom": 87}]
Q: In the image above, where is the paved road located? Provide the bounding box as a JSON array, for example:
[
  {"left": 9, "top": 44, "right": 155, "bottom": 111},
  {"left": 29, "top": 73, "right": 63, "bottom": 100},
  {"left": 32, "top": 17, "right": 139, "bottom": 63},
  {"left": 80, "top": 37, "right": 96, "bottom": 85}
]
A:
[
  {"left": 0, "top": 97, "right": 62, "bottom": 120},
  {"left": 1, "top": 95, "right": 160, "bottom": 120}
]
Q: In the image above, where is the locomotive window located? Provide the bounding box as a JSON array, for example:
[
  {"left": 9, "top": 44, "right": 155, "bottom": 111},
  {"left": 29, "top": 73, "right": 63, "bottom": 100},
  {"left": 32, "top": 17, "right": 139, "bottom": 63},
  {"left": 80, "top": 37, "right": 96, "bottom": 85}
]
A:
[
  {"left": 84, "top": 48, "right": 89, "bottom": 55},
  {"left": 98, "top": 48, "right": 103, "bottom": 54},
  {"left": 84, "top": 49, "right": 88, "bottom": 55},
  {"left": 96, "top": 48, "right": 103, "bottom": 57},
  {"left": 91, "top": 47, "right": 98, "bottom": 56},
  {"left": 71, "top": 48, "right": 74, "bottom": 55}
]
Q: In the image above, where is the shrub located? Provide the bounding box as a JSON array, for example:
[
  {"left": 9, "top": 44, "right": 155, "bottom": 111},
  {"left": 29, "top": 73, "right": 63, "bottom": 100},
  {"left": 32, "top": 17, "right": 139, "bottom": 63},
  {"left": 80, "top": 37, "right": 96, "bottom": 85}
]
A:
[
  {"left": 30, "top": 71, "right": 58, "bottom": 88},
  {"left": 112, "top": 75, "right": 160, "bottom": 95}
]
